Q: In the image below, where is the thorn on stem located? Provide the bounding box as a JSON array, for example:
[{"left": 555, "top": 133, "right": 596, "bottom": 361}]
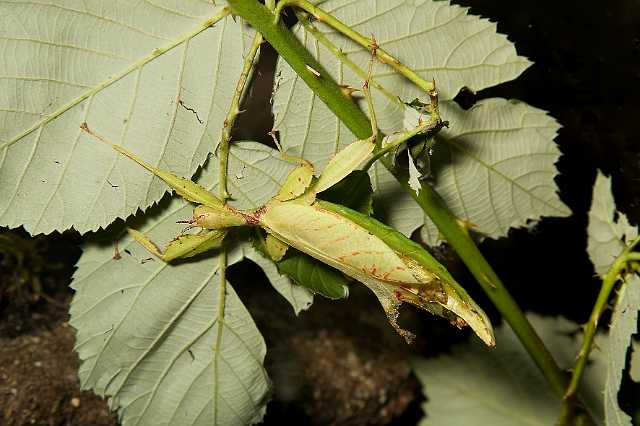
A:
[{"left": 305, "top": 64, "right": 321, "bottom": 77}]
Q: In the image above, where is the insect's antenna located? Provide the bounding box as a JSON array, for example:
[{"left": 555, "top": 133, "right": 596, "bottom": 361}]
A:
[
  {"left": 176, "top": 216, "right": 198, "bottom": 233},
  {"left": 80, "top": 122, "right": 156, "bottom": 174},
  {"left": 363, "top": 35, "right": 379, "bottom": 144},
  {"left": 176, "top": 218, "right": 195, "bottom": 224}
]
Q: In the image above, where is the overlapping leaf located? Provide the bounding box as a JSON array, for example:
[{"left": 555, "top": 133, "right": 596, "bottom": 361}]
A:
[
  {"left": 245, "top": 247, "right": 315, "bottom": 314},
  {"left": 413, "top": 315, "right": 606, "bottom": 425},
  {"left": 273, "top": 0, "right": 570, "bottom": 242},
  {"left": 587, "top": 172, "right": 639, "bottom": 426},
  {"left": 70, "top": 142, "right": 304, "bottom": 426},
  {"left": 0, "top": 0, "right": 254, "bottom": 234},
  {"left": 418, "top": 99, "right": 570, "bottom": 242},
  {"left": 587, "top": 172, "right": 638, "bottom": 275}
]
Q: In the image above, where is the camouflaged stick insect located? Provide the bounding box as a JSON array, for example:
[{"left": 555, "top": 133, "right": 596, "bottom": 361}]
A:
[
  {"left": 79, "top": 121, "right": 494, "bottom": 346},
  {"left": 79, "top": 67, "right": 494, "bottom": 345}
]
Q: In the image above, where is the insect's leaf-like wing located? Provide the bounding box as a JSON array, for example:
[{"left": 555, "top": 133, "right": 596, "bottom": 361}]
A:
[{"left": 0, "top": 1, "right": 252, "bottom": 234}]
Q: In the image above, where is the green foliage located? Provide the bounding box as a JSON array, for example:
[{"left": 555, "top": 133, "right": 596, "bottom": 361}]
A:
[
  {"left": 587, "top": 172, "right": 639, "bottom": 425},
  {"left": 413, "top": 315, "right": 606, "bottom": 425},
  {"left": 0, "top": 2, "right": 254, "bottom": 234},
  {"left": 0, "top": 0, "right": 594, "bottom": 424}
]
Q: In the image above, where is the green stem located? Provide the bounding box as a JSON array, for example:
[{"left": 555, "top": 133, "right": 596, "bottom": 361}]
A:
[
  {"left": 564, "top": 235, "right": 640, "bottom": 400},
  {"left": 626, "top": 252, "right": 640, "bottom": 261},
  {"left": 215, "top": 8, "right": 269, "bottom": 404},
  {"left": 219, "top": 32, "right": 264, "bottom": 199},
  {"left": 229, "top": 0, "right": 368, "bottom": 137},
  {"left": 390, "top": 163, "right": 569, "bottom": 396},
  {"left": 229, "top": 0, "right": 573, "bottom": 403}
]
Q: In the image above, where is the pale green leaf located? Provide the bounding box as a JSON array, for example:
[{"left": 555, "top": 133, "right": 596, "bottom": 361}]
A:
[
  {"left": 587, "top": 171, "right": 639, "bottom": 426},
  {"left": 70, "top": 142, "right": 300, "bottom": 425},
  {"left": 371, "top": 100, "right": 571, "bottom": 241},
  {"left": 413, "top": 315, "right": 606, "bottom": 426},
  {"left": 418, "top": 99, "right": 570, "bottom": 243},
  {"left": 308, "top": 0, "right": 532, "bottom": 102},
  {"left": 71, "top": 223, "right": 269, "bottom": 426},
  {"left": 273, "top": 0, "right": 568, "bottom": 242},
  {"left": 587, "top": 172, "right": 638, "bottom": 275},
  {"left": 0, "top": 1, "right": 254, "bottom": 234}
]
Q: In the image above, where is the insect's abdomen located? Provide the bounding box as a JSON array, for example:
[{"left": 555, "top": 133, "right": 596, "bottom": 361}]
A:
[{"left": 259, "top": 201, "right": 421, "bottom": 286}]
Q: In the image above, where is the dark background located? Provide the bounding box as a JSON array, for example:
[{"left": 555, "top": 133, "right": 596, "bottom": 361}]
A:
[{"left": 1, "top": 0, "right": 638, "bottom": 424}]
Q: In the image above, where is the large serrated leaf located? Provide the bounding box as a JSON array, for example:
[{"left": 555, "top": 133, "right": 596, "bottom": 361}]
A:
[
  {"left": 70, "top": 142, "right": 306, "bottom": 425},
  {"left": 587, "top": 171, "right": 639, "bottom": 426},
  {"left": 273, "top": 0, "right": 568, "bottom": 242},
  {"left": 417, "top": 99, "right": 571, "bottom": 242},
  {"left": 605, "top": 276, "right": 640, "bottom": 426},
  {"left": 413, "top": 315, "right": 605, "bottom": 425},
  {"left": 0, "top": 1, "right": 254, "bottom": 234},
  {"left": 71, "top": 223, "right": 269, "bottom": 426}
]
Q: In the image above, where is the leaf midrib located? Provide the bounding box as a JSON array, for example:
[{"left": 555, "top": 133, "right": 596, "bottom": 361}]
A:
[{"left": 0, "top": 7, "right": 230, "bottom": 151}]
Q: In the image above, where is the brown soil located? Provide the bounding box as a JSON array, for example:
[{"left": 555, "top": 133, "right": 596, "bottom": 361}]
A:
[
  {"left": 286, "top": 330, "right": 417, "bottom": 425},
  {"left": 0, "top": 318, "right": 117, "bottom": 426}
]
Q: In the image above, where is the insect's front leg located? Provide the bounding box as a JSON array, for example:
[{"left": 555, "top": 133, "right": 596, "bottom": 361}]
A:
[
  {"left": 311, "top": 40, "right": 383, "bottom": 195},
  {"left": 80, "top": 123, "right": 224, "bottom": 209}
]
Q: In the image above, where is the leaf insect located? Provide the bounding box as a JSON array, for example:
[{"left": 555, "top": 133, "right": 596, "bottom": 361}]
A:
[{"left": 79, "top": 77, "right": 494, "bottom": 347}]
